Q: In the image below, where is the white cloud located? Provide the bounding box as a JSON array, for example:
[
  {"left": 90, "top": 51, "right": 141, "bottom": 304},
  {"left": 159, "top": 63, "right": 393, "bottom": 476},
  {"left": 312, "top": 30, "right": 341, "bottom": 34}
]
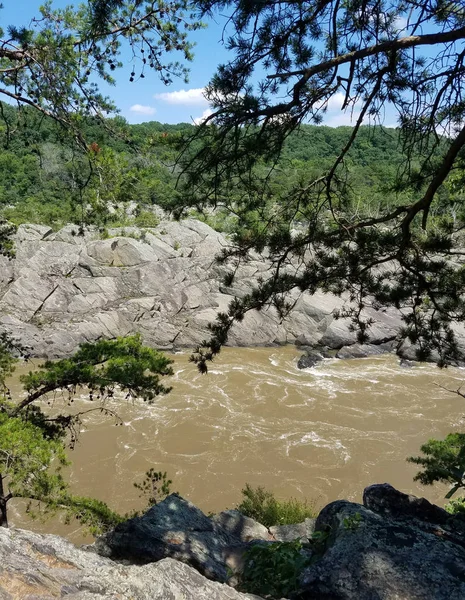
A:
[
  {"left": 154, "top": 88, "right": 208, "bottom": 106},
  {"left": 193, "top": 108, "right": 213, "bottom": 125},
  {"left": 325, "top": 92, "right": 346, "bottom": 111},
  {"left": 313, "top": 92, "right": 349, "bottom": 113},
  {"left": 393, "top": 15, "right": 408, "bottom": 33},
  {"left": 130, "top": 104, "right": 156, "bottom": 115},
  {"left": 313, "top": 92, "right": 362, "bottom": 126}
]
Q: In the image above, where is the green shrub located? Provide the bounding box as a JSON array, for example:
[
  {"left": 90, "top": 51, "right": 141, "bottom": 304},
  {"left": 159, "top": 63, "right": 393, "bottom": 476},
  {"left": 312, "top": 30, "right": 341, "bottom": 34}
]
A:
[
  {"left": 134, "top": 210, "right": 159, "bottom": 228},
  {"left": 237, "top": 484, "right": 316, "bottom": 527},
  {"left": 240, "top": 539, "right": 310, "bottom": 598},
  {"left": 446, "top": 496, "right": 465, "bottom": 516}
]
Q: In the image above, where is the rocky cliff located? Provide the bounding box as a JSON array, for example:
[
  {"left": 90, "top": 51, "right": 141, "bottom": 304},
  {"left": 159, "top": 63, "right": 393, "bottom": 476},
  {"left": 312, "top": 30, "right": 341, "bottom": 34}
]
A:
[{"left": 0, "top": 220, "right": 404, "bottom": 358}]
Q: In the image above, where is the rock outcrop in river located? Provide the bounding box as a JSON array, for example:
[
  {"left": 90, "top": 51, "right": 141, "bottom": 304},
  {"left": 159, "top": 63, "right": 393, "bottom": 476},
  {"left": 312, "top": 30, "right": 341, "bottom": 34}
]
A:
[
  {"left": 1, "top": 484, "right": 465, "bottom": 599},
  {"left": 0, "top": 220, "right": 404, "bottom": 358}
]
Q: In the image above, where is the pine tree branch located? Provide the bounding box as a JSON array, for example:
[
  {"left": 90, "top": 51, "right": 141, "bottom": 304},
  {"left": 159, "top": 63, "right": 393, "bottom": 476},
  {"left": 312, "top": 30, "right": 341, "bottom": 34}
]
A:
[{"left": 268, "top": 27, "right": 465, "bottom": 81}]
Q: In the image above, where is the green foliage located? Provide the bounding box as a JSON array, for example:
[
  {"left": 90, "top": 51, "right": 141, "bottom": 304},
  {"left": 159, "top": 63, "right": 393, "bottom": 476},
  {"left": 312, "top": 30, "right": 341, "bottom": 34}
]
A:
[
  {"left": 310, "top": 528, "right": 331, "bottom": 554},
  {"left": 134, "top": 211, "right": 160, "bottom": 228},
  {"left": 20, "top": 334, "right": 173, "bottom": 408},
  {"left": 237, "top": 484, "right": 316, "bottom": 528},
  {"left": 0, "top": 107, "right": 190, "bottom": 231},
  {"left": 408, "top": 434, "right": 465, "bottom": 499},
  {"left": 0, "top": 333, "right": 174, "bottom": 532},
  {"left": 445, "top": 496, "right": 465, "bottom": 516},
  {"left": 0, "top": 333, "right": 19, "bottom": 392},
  {"left": 343, "top": 512, "right": 362, "bottom": 531},
  {"left": 0, "top": 412, "right": 69, "bottom": 501},
  {"left": 0, "top": 114, "right": 424, "bottom": 233},
  {"left": 240, "top": 539, "right": 311, "bottom": 598},
  {"left": 0, "top": 219, "right": 16, "bottom": 258},
  {"left": 133, "top": 469, "right": 173, "bottom": 507},
  {"left": 50, "top": 494, "right": 125, "bottom": 536}
]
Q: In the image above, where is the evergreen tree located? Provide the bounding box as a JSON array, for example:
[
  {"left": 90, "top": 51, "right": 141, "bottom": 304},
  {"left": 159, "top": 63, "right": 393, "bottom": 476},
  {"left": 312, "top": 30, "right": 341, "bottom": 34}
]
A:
[
  {"left": 0, "top": 334, "right": 173, "bottom": 531},
  {"left": 408, "top": 433, "right": 465, "bottom": 500},
  {"left": 176, "top": 1, "right": 465, "bottom": 370}
]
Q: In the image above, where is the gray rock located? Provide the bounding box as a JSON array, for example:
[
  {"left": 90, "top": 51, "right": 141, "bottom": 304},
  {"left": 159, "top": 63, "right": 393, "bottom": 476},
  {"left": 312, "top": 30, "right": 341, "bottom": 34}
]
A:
[
  {"left": 86, "top": 237, "right": 161, "bottom": 267},
  {"left": 47, "top": 224, "right": 100, "bottom": 245},
  {"left": 318, "top": 319, "right": 358, "bottom": 349},
  {"left": 399, "top": 357, "right": 415, "bottom": 368},
  {"left": 95, "top": 493, "right": 249, "bottom": 583},
  {"left": 14, "top": 223, "right": 52, "bottom": 242},
  {"left": 363, "top": 483, "right": 454, "bottom": 526},
  {"left": 213, "top": 510, "right": 272, "bottom": 542},
  {"left": 298, "top": 496, "right": 465, "bottom": 600},
  {"left": 0, "top": 218, "right": 412, "bottom": 358},
  {"left": 319, "top": 308, "right": 401, "bottom": 350},
  {"left": 335, "top": 343, "right": 392, "bottom": 359},
  {"left": 269, "top": 518, "right": 316, "bottom": 542},
  {"left": 396, "top": 340, "right": 460, "bottom": 366},
  {"left": 297, "top": 351, "right": 324, "bottom": 369},
  {"left": 0, "top": 526, "right": 258, "bottom": 599}
]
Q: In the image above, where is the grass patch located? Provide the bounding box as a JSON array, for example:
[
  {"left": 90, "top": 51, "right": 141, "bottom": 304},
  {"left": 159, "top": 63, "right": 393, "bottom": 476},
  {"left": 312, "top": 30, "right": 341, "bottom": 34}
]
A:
[{"left": 237, "top": 484, "right": 317, "bottom": 527}]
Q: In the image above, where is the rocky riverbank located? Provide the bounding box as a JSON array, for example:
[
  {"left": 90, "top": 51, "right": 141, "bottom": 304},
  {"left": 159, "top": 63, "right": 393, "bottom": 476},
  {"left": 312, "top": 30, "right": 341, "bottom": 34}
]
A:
[
  {"left": 0, "top": 220, "right": 410, "bottom": 359},
  {"left": 1, "top": 484, "right": 465, "bottom": 599}
]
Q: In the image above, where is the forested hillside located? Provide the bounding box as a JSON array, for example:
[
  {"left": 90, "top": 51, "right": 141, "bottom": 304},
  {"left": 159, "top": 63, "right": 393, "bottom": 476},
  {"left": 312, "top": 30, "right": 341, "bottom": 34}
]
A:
[{"left": 0, "top": 105, "right": 453, "bottom": 231}]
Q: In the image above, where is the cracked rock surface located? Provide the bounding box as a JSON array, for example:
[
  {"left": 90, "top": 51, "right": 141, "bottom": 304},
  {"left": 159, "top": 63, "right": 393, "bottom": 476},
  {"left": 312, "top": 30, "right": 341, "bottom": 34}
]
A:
[
  {"left": 0, "top": 525, "right": 260, "bottom": 599},
  {"left": 0, "top": 220, "right": 404, "bottom": 358}
]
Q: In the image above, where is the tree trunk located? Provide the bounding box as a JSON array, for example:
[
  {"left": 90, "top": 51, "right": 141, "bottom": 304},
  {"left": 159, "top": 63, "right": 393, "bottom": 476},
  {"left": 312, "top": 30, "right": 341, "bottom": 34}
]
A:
[{"left": 0, "top": 474, "right": 8, "bottom": 528}]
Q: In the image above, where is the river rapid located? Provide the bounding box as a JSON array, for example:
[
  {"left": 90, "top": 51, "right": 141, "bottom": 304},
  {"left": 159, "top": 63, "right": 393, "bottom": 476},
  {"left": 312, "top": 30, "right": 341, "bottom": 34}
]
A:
[{"left": 8, "top": 347, "right": 465, "bottom": 543}]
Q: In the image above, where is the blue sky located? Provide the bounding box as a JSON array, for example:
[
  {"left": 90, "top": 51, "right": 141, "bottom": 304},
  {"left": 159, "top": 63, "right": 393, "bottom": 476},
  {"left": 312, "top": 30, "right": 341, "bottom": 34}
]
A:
[
  {"left": 1, "top": 0, "right": 236, "bottom": 124},
  {"left": 1, "top": 1, "right": 405, "bottom": 127}
]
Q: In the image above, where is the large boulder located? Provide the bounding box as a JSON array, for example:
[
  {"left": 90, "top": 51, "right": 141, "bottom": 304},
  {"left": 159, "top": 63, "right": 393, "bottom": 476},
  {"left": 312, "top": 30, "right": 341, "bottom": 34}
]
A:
[
  {"left": 297, "top": 486, "right": 465, "bottom": 600},
  {"left": 0, "top": 525, "right": 259, "bottom": 600},
  {"left": 335, "top": 342, "right": 395, "bottom": 359},
  {"left": 363, "top": 483, "right": 455, "bottom": 525},
  {"left": 94, "top": 493, "right": 251, "bottom": 582},
  {"left": 14, "top": 223, "right": 52, "bottom": 242}
]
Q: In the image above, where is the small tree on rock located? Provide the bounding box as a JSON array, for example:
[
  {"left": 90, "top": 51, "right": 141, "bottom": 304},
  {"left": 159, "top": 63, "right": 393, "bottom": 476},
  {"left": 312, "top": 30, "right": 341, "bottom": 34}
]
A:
[{"left": 0, "top": 333, "right": 173, "bottom": 532}]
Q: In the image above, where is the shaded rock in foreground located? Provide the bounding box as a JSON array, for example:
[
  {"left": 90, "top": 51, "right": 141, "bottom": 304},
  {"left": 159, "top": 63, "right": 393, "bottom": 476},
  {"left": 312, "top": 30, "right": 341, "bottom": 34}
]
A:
[
  {"left": 0, "top": 526, "right": 259, "bottom": 600},
  {"left": 298, "top": 496, "right": 465, "bottom": 600},
  {"left": 94, "top": 493, "right": 250, "bottom": 583}
]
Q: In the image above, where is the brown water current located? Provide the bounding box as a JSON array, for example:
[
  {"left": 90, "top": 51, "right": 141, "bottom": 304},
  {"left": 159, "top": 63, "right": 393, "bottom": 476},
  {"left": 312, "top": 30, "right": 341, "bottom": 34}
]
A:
[{"left": 7, "top": 347, "right": 465, "bottom": 543}]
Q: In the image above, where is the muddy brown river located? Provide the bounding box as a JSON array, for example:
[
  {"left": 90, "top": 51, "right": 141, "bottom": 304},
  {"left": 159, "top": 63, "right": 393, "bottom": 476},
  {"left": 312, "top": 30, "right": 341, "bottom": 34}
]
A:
[{"left": 7, "top": 347, "right": 465, "bottom": 543}]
